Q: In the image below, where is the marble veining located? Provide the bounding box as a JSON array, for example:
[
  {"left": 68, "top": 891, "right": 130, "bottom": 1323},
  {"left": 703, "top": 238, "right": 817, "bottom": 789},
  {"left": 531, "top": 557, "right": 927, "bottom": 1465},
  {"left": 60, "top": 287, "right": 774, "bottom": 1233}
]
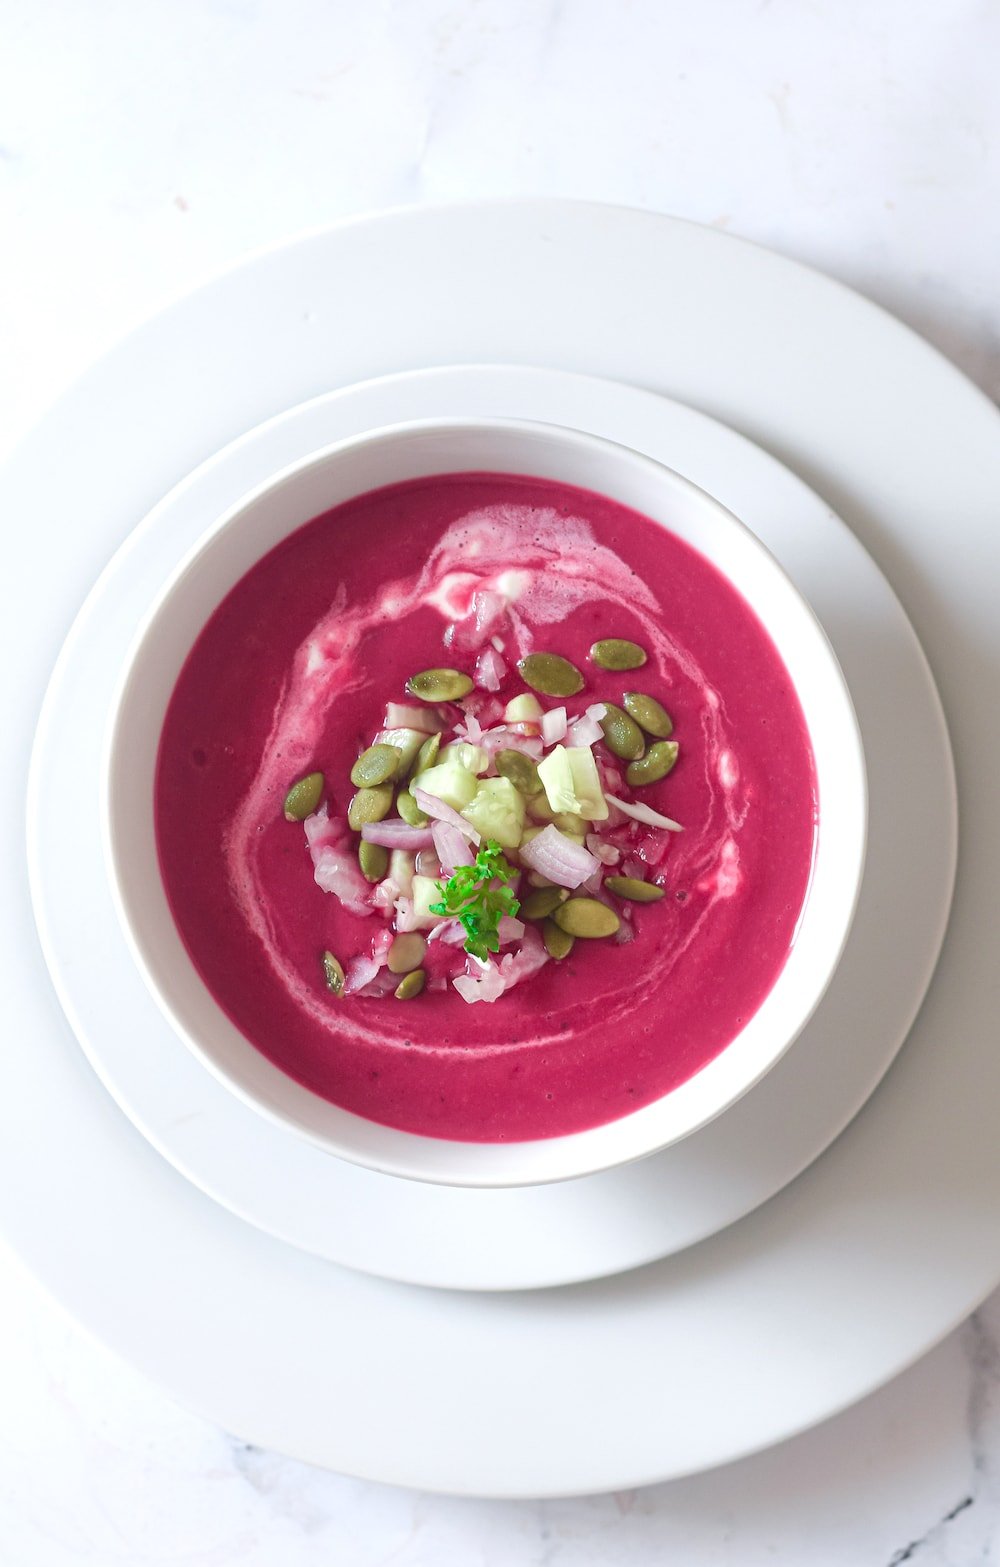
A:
[{"left": 3, "top": 0, "right": 1000, "bottom": 1559}]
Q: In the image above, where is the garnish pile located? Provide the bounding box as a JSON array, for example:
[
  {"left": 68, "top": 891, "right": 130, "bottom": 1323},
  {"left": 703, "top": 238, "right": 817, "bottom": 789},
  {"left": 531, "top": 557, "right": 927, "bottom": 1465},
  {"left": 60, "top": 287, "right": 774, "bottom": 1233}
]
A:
[{"left": 282, "top": 616, "right": 684, "bottom": 1005}]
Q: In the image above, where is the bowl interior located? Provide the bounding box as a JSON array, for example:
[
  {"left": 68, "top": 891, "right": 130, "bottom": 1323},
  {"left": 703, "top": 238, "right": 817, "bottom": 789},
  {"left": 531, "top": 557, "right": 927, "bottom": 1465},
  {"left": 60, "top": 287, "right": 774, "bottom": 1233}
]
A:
[{"left": 104, "top": 418, "right": 866, "bottom": 1187}]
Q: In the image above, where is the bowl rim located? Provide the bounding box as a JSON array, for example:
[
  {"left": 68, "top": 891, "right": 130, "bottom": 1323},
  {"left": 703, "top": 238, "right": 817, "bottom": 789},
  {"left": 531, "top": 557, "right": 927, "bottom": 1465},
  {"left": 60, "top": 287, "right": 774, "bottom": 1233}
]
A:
[{"left": 102, "top": 414, "right": 867, "bottom": 1187}]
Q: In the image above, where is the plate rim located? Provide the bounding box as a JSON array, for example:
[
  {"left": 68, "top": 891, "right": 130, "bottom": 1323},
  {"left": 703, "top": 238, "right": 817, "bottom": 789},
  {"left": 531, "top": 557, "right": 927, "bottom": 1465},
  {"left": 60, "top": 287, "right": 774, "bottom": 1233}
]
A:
[
  {"left": 25, "top": 358, "right": 956, "bottom": 1292},
  {"left": 4, "top": 199, "right": 997, "bottom": 1495}
]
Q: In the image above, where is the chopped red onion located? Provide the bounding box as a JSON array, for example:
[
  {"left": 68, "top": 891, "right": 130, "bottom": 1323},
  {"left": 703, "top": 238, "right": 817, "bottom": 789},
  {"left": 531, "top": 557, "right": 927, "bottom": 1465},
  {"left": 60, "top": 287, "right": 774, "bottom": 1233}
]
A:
[
  {"left": 581, "top": 868, "right": 604, "bottom": 896},
  {"left": 431, "top": 820, "right": 475, "bottom": 872},
  {"left": 427, "top": 918, "right": 468, "bottom": 946},
  {"left": 475, "top": 645, "right": 507, "bottom": 692},
  {"left": 372, "top": 877, "right": 401, "bottom": 912},
  {"left": 344, "top": 927, "right": 392, "bottom": 992},
  {"left": 415, "top": 849, "right": 443, "bottom": 878},
  {"left": 497, "top": 925, "right": 550, "bottom": 987},
  {"left": 360, "top": 819, "right": 436, "bottom": 850},
  {"left": 541, "top": 706, "right": 567, "bottom": 745},
  {"left": 597, "top": 760, "right": 625, "bottom": 796},
  {"left": 605, "top": 794, "right": 683, "bottom": 831},
  {"left": 344, "top": 953, "right": 381, "bottom": 993},
  {"left": 566, "top": 706, "right": 606, "bottom": 749},
  {"left": 634, "top": 829, "right": 670, "bottom": 867},
  {"left": 453, "top": 959, "right": 506, "bottom": 1004},
  {"left": 354, "top": 969, "right": 400, "bottom": 998},
  {"left": 413, "top": 787, "right": 481, "bottom": 843},
  {"left": 307, "top": 817, "right": 374, "bottom": 916},
  {"left": 586, "top": 833, "right": 621, "bottom": 866},
  {"left": 497, "top": 914, "right": 526, "bottom": 945},
  {"left": 303, "top": 803, "right": 346, "bottom": 851},
  {"left": 454, "top": 712, "right": 484, "bottom": 743},
  {"left": 518, "top": 825, "right": 601, "bottom": 888},
  {"left": 613, "top": 921, "right": 636, "bottom": 946},
  {"left": 393, "top": 895, "right": 419, "bottom": 933},
  {"left": 372, "top": 926, "right": 393, "bottom": 963}
]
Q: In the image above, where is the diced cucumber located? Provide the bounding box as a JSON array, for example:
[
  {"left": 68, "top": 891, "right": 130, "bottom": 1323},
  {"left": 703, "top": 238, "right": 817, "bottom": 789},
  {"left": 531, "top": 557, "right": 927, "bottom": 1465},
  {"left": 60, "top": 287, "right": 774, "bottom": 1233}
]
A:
[
  {"left": 537, "top": 744, "right": 609, "bottom": 821},
  {"left": 439, "top": 741, "right": 489, "bottom": 775},
  {"left": 503, "top": 693, "right": 544, "bottom": 724},
  {"left": 389, "top": 849, "right": 415, "bottom": 897},
  {"left": 411, "top": 875, "right": 447, "bottom": 926},
  {"left": 460, "top": 777, "right": 526, "bottom": 849},
  {"left": 414, "top": 760, "right": 479, "bottom": 812}
]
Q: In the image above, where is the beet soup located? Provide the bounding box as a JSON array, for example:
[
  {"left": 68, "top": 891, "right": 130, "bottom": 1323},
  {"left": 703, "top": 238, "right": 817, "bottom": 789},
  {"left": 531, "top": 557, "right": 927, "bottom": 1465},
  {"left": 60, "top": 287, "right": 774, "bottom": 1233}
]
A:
[{"left": 155, "top": 473, "right": 817, "bottom": 1142}]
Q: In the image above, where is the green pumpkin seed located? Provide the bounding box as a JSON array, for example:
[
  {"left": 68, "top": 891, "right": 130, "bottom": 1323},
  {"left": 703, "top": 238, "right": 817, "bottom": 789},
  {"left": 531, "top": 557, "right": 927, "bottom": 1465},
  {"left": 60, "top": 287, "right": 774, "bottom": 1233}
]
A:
[
  {"left": 517, "top": 652, "right": 584, "bottom": 698},
  {"left": 590, "top": 638, "right": 647, "bottom": 671},
  {"left": 519, "top": 885, "right": 568, "bottom": 921},
  {"left": 552, "top": 898, "right": 620, "bottom": 939},
  {"left": 387, "top": 932, "right": 427, "bottom": 974},
  {"left": 350, "top": 743, "right": 402, "bottom": 788},
  {"left": 396, "top": 789, "right": 429, "bottom": 828},
  {"left": 495, "top": 748, "right": 542, "bottom": 796},
  {"left": 358, "top": 840, "right": 389, "bottom": 883},
  {"left": 322, "top": 951, "right": 345, "bottom": 997},
  {"left": 599, "top": 702, "right": 645, "bottom": 761},
  {"left": 283, "top": 770, "right": 324, "bottom": 821},
  {"left": 394, "top": 968, "right": 426, "bottom": 1000},
  {"left": 605, "top": 875, "right": 665, "bottom": 904},
  {"left": 347, "top": 784, "right": 393, "bottom": 831},
  {"left": 406, "top": 668, "right": 474, "bottom": 702},
  {"left": 623, "top": 691, "right": 673, "bottom": 739},
  {"left": 626, "top": 740, "right": 679, "bottom": 787},
  {"left": 542, "top": 918, "right": 575, "bottom": 960},
  {"left": 412, "top": 730, "right": 441, "bottom": 777}
]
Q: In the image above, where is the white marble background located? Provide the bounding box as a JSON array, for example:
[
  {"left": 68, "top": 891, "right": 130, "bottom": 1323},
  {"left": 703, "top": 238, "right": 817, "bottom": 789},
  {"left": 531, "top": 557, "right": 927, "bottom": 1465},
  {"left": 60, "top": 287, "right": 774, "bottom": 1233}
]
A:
[{"left": 3, "top": 1, "right": 1000, "bottom": 1560}]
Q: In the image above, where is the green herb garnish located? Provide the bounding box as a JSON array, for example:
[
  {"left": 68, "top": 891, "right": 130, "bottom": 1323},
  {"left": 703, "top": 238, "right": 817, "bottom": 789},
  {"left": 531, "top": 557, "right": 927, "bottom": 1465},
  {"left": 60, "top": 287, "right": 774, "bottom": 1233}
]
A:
[{"left": 430, "top": 840, "right": 521, "bottom": 961}]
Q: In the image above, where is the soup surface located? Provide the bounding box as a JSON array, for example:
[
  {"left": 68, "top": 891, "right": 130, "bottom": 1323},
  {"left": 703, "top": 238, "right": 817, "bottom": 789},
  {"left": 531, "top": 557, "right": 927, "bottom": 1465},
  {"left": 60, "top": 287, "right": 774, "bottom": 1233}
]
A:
[{"left": 155, "top": 472, "right": 817, "bottom": 1141}]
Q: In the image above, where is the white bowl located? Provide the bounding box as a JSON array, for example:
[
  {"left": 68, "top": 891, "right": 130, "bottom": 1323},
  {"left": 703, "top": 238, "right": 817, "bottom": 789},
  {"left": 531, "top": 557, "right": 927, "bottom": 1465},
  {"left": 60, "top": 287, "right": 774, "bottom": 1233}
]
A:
[{"left": 104, "top": 418, "right": 866, "bottom": 1187}]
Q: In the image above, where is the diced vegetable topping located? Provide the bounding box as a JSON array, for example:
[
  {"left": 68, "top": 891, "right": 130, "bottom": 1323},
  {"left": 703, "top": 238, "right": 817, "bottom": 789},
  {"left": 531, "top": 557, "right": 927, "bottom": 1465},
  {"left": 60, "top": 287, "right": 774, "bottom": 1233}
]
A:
[{"left": 287, "top": 626, "right": 686, "bottom": 1003}]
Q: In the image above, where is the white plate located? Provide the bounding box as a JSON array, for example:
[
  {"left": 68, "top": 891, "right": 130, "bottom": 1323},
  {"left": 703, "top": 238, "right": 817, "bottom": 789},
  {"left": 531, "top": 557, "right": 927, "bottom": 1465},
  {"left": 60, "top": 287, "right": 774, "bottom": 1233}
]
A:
[
  {"left": 29, "top": 364, "right": 954, "bottom": 1290},
  {"left": 5, "top": 202, "right": 1000, "bottom": 1495}
]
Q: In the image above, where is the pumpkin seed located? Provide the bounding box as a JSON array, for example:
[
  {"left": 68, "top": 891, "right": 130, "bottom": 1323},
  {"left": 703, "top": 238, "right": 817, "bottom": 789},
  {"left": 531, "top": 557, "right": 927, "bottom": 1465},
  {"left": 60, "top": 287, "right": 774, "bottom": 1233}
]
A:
[
  {"left": 347, "top": 784, "right": 393, "bottom": 831},
  {"left": 626, "top": 740, "right": 679, "bottom": 787},
  {"left": 542, "top": 918, "right": 575, "bottom": 959},
  {"left": 495, "top": 748, "right": 542, "bottom": 796},
  {"left": 517, "top": 652, "right": 584, "bottom": 698},
  {"left": 350, "top": 743, "right": 402, "bottom": 788},
  {"left": 394, "top": 968, "right": 426, "bottom": 1000},
  {"left": 358, "top": 840, "right": 389, "bottom": 883},
  {"left": 599, "top": 702, "right": 645, "bottom": 761},
  {"left": 590, "top": 638, "right": 647, "bottom": 671},
  {"left": 552, "top": 898, "right": 620, "bottom": 938},
  {"left": 406, "top": 668, "right": 474, "bottom": 702},
  {"left": 520, "top": 885, "right": 568, "bottom": 921},
  {"left": 413, "top": 730, "right": 441, "bottom": 776},
  {"left": 605, "top": 875, "right": 665, "bottom": 903},
  {"left": 387, "top": 932, "right": 427, "bottom": 974},
  {"left": 283, "top": 770, "right": 324, "bottom": 821},
  {"left": 396, "top": 789, "right": 429, "bottom": 828},
  {"left": 623, "top": 691, "right": 673, "bottom": 738},
  {"left": 321, "top": 951, "right": 345, "bottom": 997}
]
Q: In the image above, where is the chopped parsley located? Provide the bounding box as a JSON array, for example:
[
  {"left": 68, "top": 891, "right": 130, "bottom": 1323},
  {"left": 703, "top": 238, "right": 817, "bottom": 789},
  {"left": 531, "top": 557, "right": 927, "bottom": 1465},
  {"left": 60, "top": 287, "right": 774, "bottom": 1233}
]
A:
[{"left": 430, "top": 841, "right": 521, "bottom": 961}]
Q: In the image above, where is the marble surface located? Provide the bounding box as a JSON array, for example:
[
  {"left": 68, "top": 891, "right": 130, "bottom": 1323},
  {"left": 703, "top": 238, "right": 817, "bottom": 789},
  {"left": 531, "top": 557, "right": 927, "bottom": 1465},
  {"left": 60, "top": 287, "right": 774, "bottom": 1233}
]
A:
[{"left": 3, "top": 0, "right": 1000, "bottom": 1559}]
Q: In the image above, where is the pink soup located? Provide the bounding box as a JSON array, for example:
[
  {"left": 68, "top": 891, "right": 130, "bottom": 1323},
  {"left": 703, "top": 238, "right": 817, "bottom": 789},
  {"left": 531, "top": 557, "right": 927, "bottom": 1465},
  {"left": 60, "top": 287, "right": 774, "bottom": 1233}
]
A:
[{"left": 155, "top": 473, "right": 817, "bottom": 1142}]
